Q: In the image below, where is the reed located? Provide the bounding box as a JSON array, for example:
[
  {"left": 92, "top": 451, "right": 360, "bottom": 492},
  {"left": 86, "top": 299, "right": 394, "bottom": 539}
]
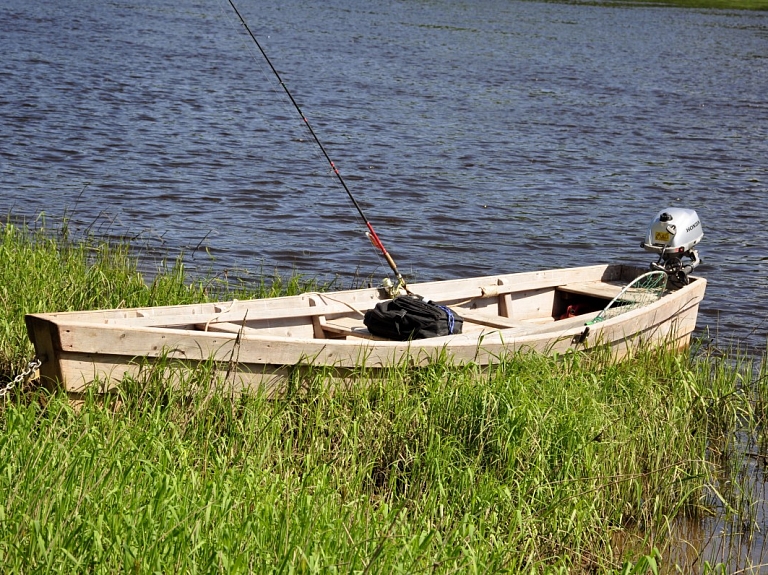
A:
[{"left": 0, "top": 219, "right": 764, "bottom": 573}]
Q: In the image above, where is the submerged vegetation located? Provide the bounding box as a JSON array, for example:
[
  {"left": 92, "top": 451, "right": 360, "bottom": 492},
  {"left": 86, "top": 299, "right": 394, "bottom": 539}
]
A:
[{"left": 1, "top": 219, "right": 767, "bottom": 573}]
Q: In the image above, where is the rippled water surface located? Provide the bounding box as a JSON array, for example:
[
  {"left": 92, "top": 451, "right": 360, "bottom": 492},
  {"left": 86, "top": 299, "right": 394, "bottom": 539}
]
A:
[
  {"left": 2, "top": 0, "right": 767, "bottom": 349},
  {"left": 3, "top": 1, "right": 768, "bottom": 566}
]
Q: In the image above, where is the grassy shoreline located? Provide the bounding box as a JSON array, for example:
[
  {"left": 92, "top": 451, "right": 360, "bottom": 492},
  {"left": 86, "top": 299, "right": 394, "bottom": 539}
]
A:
[
  {"left": 566, "top": 0, "right": 768, "bottom": 11},
  {"left": 1, "top": 220, "right": 765, "bottom": 573}
]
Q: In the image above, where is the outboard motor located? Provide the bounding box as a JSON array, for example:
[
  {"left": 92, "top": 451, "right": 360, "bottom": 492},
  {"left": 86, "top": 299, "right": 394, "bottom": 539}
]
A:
[{"left": 642, "top": 207, "right": 702, "bottom": 285}]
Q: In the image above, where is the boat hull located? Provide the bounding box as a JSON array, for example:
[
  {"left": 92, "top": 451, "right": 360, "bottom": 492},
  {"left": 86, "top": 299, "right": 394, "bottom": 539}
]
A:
[{"left": 25, "top": 264, "right": 706, "bottom": 396}]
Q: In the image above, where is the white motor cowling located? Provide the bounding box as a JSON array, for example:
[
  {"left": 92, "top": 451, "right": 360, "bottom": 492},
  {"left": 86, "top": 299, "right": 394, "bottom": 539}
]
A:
[{"left": 642, "top": 207, "right": 702, "bottom": 285}]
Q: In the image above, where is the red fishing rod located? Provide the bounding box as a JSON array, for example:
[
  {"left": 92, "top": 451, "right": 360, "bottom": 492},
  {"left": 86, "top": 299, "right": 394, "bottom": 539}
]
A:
[{"left": 226, "top": 0, "right": 408, "bottom": 294}]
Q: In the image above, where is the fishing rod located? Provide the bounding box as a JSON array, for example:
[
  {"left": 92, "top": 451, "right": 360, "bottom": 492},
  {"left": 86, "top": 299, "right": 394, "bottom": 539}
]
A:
[{"left": 226, "top": 0, "right": 409, "bottom": 294}]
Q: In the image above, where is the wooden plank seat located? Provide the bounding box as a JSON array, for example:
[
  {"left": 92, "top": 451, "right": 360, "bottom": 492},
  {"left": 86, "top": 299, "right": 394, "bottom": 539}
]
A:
[
  {"left": 459, "top": 311, "right": 527, "bottom": 329},
  {"left": 557, "top": 280, "right": 625, "bottom": 300},
  {"left": 318, "top": 315, "right": 383, "bottom": 340},
  {"left": 194, "top": 322, "right": 264, "bottom": 335},
  {"left": 319, "top": 309, "right": 529, "bottom": 340}
]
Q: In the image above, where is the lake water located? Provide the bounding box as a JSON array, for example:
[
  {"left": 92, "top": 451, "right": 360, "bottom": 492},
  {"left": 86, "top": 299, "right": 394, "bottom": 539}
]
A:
[
  {"left": 2, "top": 0, "right": 768, "bottom": 565},
  {"left": 2, "top": 0, "right": 767, "bottom": 351}
]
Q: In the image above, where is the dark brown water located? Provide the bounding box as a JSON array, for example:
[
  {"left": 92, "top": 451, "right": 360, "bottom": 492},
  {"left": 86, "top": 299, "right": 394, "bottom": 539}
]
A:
[{"left": 2, "top": 0, "right": 768, "bottom": 565}]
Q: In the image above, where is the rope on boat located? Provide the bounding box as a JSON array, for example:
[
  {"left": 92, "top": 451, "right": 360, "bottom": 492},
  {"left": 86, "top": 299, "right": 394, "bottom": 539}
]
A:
[
  {"left": 306, "top": 293, "right": 367, "bottom": 317},
  {"left": 203, "top": 299, "right": 239, "bottom": 332}
]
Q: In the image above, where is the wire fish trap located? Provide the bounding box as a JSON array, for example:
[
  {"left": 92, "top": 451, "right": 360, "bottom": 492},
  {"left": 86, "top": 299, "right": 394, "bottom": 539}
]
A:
[{"left": 587, "top": 271, "right": 668, "bottom": 325}]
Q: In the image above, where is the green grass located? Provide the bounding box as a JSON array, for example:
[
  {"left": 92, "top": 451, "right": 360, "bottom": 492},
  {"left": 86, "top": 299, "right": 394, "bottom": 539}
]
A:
[
  {"left": 629, "top": 0, "right": 768, "bottom": 9},
  {"left": 0, "top": 218, "right": 765, "bottom": 573},
  {"left": 552, "top": 0, "right": 768, "bottom": 11}
]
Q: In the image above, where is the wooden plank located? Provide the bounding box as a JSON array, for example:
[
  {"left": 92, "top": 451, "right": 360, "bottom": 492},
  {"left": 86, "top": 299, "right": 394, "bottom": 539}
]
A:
[
  {"left": 95, "top": 291, "right": 376, "bottom": 329},
  {"left": 308, "top": 296, "right": 328, "bottom": 339},
  {"left": 460, "top": 311, "right": 526, "bottom": 329},
  {"left": 24, "top": 315, "right": 61, "bottom": 390},
  {"left": 505, "top": 288, "right": 557, "bottom": 321},
  {"left": 102, "top": 302, "right": 358, "bottom": 328},
  {"left": 319, "top": 316, "right": 383, "bottom": 340},
  {"left": 194, "top": 322, "right": 265, "bottom": 335},
  {"left": 196, "top": 318, "right": 315, "bottom": 338},
  {"left": 320, "top": 311, "right": 521, "bottom": 337},
  {"left": 52, "top": 318, "right": 505, "bottom": 367},
  {"left": 414, "top": 265, "right": 613, "bottom": 304},
  {"left": 557, "top": 281, "right": 625, "bottom": 299},
  {"left": 56, "top": 352, "right": 294, "bottom": 396}
]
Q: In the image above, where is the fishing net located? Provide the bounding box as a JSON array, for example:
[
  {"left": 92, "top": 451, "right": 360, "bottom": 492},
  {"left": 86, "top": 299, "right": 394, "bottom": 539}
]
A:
[{"left": 587, "top": 270, "right": 668, "bottom": 325}]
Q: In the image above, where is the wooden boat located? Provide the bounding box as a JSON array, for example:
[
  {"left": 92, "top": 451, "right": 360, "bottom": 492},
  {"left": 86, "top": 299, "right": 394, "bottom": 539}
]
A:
[
  {"left": 20, "top": 10, "right": 709, "bottom": 398},
  {"left": 25, "top": 263, "right": 706, "bottom": 396}
]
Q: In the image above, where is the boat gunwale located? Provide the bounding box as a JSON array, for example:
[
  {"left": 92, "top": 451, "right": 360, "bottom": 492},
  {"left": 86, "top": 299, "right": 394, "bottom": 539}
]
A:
[
  {"left": 25, "top": 263, "right": 654, "bottom": 326},
  {"left": 36, "top": 275, "right": 706, "bottom": 350},
  {"left": 24, "top": 265, "right": 706, "bottom": 392}
]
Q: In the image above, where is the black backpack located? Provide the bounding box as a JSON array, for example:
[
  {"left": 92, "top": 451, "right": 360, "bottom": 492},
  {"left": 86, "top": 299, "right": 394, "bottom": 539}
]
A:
[{"left": 363, "top": 296, "right": 463, "bottom": 341}]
